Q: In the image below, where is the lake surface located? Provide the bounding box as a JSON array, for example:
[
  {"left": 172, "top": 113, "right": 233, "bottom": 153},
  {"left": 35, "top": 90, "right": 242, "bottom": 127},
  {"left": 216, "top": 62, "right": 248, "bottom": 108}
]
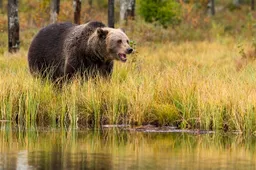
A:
[{"left": 1, "top": 123, "right": 256, "bottom": 170}]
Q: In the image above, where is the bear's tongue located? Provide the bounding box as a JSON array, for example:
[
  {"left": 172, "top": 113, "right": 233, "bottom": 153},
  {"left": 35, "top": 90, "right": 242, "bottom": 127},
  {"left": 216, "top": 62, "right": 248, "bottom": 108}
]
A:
[{"left": 118, "top": 53, "right": 127, "bottom": 62}]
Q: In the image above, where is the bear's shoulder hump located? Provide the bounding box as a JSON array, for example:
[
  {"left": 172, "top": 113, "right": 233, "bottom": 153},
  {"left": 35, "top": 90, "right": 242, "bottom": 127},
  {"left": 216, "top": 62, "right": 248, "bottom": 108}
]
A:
[{"left": 87, "top": 21, "right": 106, "bottom": 28}]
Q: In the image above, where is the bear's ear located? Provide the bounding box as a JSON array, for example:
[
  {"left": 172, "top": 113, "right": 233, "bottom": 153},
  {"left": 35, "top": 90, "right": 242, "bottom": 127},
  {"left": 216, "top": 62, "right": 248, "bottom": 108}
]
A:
[
  {"left": 97, "top": 28, "right": 108, "bottom": 39},
  {"left": 119, "top": 28, "right": 125, "bottom": 33}
]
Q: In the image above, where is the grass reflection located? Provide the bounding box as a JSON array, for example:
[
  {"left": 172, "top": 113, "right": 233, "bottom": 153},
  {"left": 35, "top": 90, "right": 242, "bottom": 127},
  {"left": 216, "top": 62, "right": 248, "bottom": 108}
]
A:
[{"left": 1, "top": 123, "right": 256, "bottom": 169}]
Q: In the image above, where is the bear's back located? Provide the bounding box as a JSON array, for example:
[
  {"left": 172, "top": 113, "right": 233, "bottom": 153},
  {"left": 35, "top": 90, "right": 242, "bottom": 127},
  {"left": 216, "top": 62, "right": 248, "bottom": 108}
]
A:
[
  {"left": 28, "top": 21, "right": 109, "bottom": 81},
  {"left": 28, "top": 22, "right": 74, "bottom": 79}
]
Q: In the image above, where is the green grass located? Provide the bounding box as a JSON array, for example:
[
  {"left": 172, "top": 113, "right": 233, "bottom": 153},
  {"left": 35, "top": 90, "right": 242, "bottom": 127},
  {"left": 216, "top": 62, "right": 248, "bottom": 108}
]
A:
[
  {"left": 2, "top": 1, "right": 256, "bottom": 133},
  {"left": 1, "top": 36, "right": 256, "bottom": 134}
]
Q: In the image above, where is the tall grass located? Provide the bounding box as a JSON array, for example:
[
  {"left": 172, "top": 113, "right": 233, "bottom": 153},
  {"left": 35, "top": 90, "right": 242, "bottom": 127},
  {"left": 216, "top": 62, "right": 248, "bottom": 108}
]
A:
[{"left": 1, "top": 39, "right": 256, "bottom": 133}]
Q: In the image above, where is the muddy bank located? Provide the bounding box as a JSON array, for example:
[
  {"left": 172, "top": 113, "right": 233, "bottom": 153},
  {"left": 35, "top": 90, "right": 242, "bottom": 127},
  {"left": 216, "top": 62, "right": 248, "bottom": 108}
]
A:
[{"left": 102, "top": 124, "right": 215, "bottom": 134}]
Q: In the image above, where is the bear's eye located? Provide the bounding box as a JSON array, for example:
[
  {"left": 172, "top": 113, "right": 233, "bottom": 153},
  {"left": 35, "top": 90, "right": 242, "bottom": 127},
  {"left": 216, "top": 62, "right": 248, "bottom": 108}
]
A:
[
  {"left": 127, "top": 40, "right": 129, "bottom": 44},
  {"left": 117, "top": 39, "right": 122, "bottom": 44}
]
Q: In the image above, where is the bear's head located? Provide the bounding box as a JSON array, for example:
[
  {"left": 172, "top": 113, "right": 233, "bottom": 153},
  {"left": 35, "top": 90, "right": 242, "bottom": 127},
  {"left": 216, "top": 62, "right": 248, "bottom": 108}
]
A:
[{"left": 95, "top": 27, "right": 133, "bottom": 62}]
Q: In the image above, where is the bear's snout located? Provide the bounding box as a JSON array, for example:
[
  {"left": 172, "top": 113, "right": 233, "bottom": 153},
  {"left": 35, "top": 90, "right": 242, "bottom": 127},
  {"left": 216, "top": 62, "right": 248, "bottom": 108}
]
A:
[{"left": 126, "top": 48, "right": 133, "bottom": 54}]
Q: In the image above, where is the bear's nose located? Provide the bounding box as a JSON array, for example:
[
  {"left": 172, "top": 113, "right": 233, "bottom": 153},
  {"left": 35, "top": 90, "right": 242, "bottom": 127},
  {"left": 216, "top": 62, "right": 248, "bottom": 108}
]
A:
[{"left": 127, "top": 48, "right": 133, "bottom": 54}]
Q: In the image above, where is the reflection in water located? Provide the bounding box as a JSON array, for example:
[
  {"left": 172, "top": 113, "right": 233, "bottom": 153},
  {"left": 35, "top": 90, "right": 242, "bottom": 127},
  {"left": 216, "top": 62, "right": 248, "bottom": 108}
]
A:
[{"left": 0, "top": 123, "right": 256, "bottom": 170}]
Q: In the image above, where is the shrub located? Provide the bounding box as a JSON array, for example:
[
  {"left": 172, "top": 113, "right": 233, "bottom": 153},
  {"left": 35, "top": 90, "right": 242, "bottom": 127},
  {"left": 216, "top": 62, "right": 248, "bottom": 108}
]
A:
[{"left": 138, "top": 0, "right": 182, "bottom": 28}]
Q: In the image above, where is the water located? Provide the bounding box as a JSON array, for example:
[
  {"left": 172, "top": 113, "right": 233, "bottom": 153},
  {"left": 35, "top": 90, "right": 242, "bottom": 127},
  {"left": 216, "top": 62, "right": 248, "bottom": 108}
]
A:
[{"left": 1, "top": 124, "right": 256, "bottom": 170}]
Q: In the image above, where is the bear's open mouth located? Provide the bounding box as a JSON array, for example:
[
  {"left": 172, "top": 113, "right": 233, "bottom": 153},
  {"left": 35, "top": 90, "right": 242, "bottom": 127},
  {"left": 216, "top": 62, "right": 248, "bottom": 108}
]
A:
[{"left": 118, "top": 53, "right": 127, "bottom": 62}]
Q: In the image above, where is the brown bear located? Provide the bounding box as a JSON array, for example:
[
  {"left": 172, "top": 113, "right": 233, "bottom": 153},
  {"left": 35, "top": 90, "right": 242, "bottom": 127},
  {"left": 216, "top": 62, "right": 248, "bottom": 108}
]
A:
[{"left": 28, "top": 21, "right": 133, "bottom": 81}]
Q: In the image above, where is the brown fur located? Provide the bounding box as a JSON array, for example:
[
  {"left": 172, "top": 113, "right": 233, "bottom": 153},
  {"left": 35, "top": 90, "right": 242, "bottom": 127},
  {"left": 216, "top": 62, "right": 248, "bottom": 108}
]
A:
[{"left": 28, "top": 21, "right": 133, "bottom": 82}]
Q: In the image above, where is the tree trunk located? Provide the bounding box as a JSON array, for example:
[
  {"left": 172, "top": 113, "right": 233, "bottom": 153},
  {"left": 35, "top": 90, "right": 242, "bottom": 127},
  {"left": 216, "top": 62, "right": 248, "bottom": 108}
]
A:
[
  {"left": 88, "top": 0, "right": 93, "bottom": 14},
  {"left": 127, "top": 0, "right": 135, "bottom": 20},
  {"left": 252, "top": 0, "right": 255, "bottom": 10},
  {"left": 233, "top": 0, "right": 240, "bottom": 6},
  {"left": 8, "top": 0, "right": 19, "bottom": 53},
  {"left": 0, "top": 0, "right": 3, "bottom": 10},
  {"left": 73, "top": 0, "right": 81, "bottom": 24},
  {"left": 210, "top": 0, "right": 215, "bottom": 16},
  {"left": 120, "top": 0, "right": 126, "bottom": 21},
  {"left": 88, "top": 0, "right": 92, "bottom": 7},
  {"left": 120, "top": 0, "right": 135, "bottom": 23},
  {"left": 50, "top": 0, "right": 60, "bottom": 24},
  {"left": 108, "top": 0, "right": 115, "bottom": 28}
]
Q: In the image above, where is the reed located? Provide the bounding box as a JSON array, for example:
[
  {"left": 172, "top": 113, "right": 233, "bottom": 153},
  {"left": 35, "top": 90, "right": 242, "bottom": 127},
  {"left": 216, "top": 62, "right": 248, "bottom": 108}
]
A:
[{"left": 1, "top": 38, "right": 256, "bottom": 133}]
